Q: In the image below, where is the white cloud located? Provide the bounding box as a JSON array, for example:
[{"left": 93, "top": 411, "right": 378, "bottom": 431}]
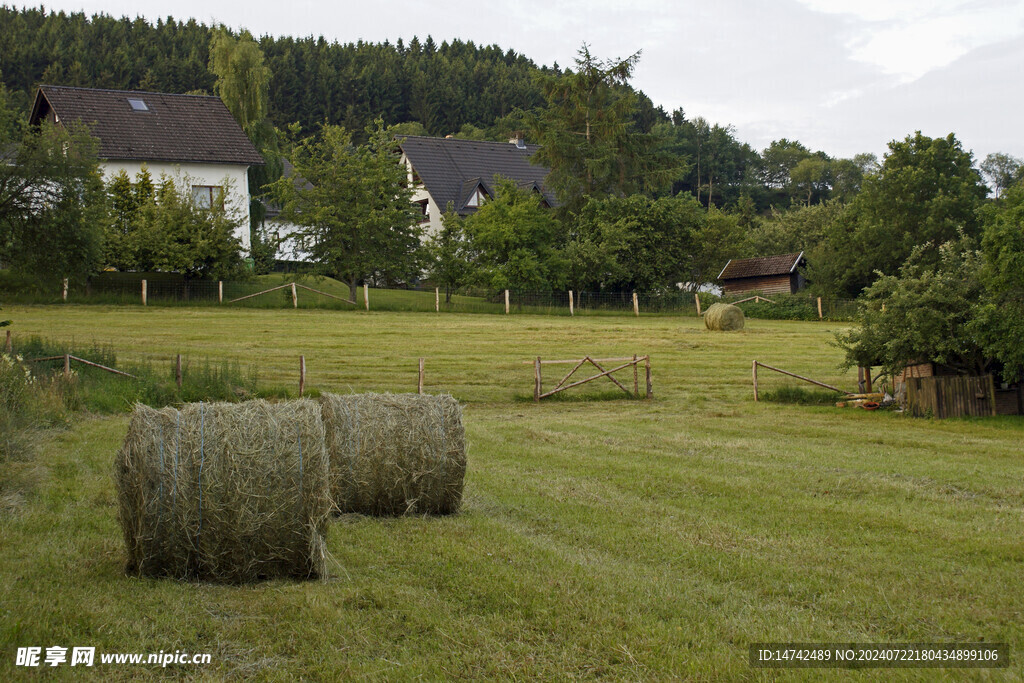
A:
[{"left": 795, "top": 0, "right": 1024, "bottom": 80}]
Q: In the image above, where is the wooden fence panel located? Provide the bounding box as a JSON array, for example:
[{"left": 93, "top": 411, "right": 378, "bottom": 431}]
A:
[{"left": 906, "top": 375, "right": 996, "bottom": 418}]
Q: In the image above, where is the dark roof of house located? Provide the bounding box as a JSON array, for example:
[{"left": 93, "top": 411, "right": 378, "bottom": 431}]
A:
[
  {"left": 30, "top": 85, "right": 264, "bottom": 166},
  {"left": 397, "top": 135, "right": 556, "bottom": 213},
  {"left": 718, "top": 252, "right": 805, "bottom": 280}
]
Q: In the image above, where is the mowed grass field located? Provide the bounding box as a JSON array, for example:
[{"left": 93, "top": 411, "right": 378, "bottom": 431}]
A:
[{"left": 2, "top": 305, "right": 1023, "bottom": 680}]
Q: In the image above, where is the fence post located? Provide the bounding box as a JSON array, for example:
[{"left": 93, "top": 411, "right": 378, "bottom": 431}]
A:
[
  {"left": 534, "top": 356, "right": 542, "bottom": 402},
  {"left": 644, "top": 355, "right": 653, "bottom": 398},
  {"left": 633, "top": 354, "right": 639, "bottom": 396},
  {"left": 694, "top": 293, "right": 702, "bottom": 316},
  {"left": 62, "top": 278, "right": 68, "bottom": 302},
  {"left": 569, "top": 290, "right": 574, "bottom": 316},
  {"left": 435, "top": 287, "right": 440, "bottom": 313},
  {"left": 418, "top": 357, "right": 424, "bottom": 394},
  {"left": 141, "top": 279, "right": 147, "bottom": 306},
  {"left": 752, "top": 360, "right": 759, "bottom": 401},
  {"left": 218, "top": 281, "right": 223, "bottom": 304},
  {"left": 299, "top": 355, "right": 306, "bottom": 396},
  {"left": 63, "top": 353, "right": 71, "bottom": 380},
  {"left": 5, "top": 330, "right": 12, "bottom": 354},
  {"left": 364, "top": 284, "right": 370, "bottom": 311},
  {"left": 632, "top": 292, "right": 639, "bottom": 317},
  {"left": 175, "top": 354, "right": 182, "bottom": 390},
  {"left": 504, "top": 289, "right": 510, "bottom": 314},
  {"left": 291, "top": 282, "right": 298, "bottom": 308},
  {"left": 817, "top": 296, "right": 823, "bottom": 320}
]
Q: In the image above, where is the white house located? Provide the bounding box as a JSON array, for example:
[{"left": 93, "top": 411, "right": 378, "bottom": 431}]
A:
[{"left": 29, "top": 85, "right": 264, "bottom": 251}]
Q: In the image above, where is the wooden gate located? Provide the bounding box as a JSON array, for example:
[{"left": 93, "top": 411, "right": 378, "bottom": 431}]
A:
[{"left": 905, "top": 375, "right": 996, "bottom": 418}]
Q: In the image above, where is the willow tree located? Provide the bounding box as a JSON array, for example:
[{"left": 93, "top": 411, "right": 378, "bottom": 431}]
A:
[{"left": 209, "top": 28, "right": 281, "bottom": 254}]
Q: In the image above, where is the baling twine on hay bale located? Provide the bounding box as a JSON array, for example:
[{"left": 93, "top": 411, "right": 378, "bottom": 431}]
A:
[
  {"left": 115, "top": 399, "right": 331, "bottom": 582},
  {"left": 320, "top": 392, "right": 466, "bottom": 516},
  {"left": 704, "top": 302, "right": 745, "bottom": 331}
]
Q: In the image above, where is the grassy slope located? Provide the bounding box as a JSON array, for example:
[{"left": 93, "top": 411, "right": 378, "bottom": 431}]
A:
[{"left": 1, "top": 306, "right": 1022, "bottom": 680}]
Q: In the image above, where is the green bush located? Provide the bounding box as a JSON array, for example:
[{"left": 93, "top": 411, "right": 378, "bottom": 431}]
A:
[
  {"left": 11, "top": 335, "right": 269, "bottom": 410},
  {"left": 0, "top": 352, "right": 71, "bottom": 462},
  {"left": 759, "top": 386, "right": 839, "bottom": 405}
]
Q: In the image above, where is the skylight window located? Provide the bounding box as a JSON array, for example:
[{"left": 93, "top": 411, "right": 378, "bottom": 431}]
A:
[{"left": 127, "top": 98, "right": 149, "bottom": 112}]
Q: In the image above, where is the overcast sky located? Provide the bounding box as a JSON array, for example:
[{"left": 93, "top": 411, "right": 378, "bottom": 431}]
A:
[{"left": 36, "top": 0, "right": 1024, "bottom": 162}]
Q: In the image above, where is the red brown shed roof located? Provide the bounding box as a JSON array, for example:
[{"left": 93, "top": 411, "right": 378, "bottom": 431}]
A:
[{"left": 718, "top": 252, "right": 804, "bottom": 281}]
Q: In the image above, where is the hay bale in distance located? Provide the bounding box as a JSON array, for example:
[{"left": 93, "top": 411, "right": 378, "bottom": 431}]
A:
[
  {"left": 704, "top": 303, "right": 745, "bottom": 331},
  {"left": 115, "top": 399, "right": 331, "bottom": 582},
  {"left": 320, "top": 392, "right": 466, "bottom": 516}
]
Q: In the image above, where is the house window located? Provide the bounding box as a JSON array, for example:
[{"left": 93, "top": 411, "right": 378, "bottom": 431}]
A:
[
  {"left": 466, "top": 186, "right": 487, "bottom": 208},
  {"left": 191, "top": 185, "right": 224, "bottom": 209},
  {"left": 416, "top": 199, "right": 430, "bottom": 223},
  {"left": 127, "top": 98, "right": 149, "bottom": 112}
]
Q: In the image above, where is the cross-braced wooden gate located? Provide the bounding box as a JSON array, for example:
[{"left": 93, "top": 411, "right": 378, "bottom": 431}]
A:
[{"left": 531, "top": 355, "right": 652, "bottom": 401}]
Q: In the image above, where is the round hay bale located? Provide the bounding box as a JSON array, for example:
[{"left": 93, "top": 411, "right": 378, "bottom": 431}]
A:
[
  {"left": 115, "top": 399, "right": 331, "bottom": 582},
  {"left": 704, "top": 302, "right": 745, "bottom": 331},
  {"left": 320, "top": 392, "right": 466, "bottom": 516}
]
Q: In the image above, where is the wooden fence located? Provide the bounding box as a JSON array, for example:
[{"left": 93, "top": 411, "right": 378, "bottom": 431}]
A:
[{"left": 905, "top": 375, "right": 996, "bottom": 418}]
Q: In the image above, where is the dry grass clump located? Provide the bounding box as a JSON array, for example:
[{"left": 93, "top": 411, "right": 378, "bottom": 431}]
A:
[
  {"left": 320, "top": 393, "right": 466, "bottom": 516},
  {"left": 115, "top": 399, "right": 331, "bottom": 582},
  {"left": 704, "top": 303, "right": 745, "bottom": 331}
]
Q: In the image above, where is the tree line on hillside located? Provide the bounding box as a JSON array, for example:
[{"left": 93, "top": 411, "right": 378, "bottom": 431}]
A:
[{"left": 0, "top": 6, "right": 553, "bottom": 140}]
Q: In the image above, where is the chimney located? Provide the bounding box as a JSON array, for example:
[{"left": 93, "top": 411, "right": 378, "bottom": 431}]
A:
[{"left": 509, "top": 132, "right": 526, "bottom": 149}]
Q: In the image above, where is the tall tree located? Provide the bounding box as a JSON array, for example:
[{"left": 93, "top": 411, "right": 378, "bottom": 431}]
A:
[
  {"left": 104, "top": 168, "right": 156, "bottom": 270},
  {"left": 209, "top": 28, "right": 271, "bottom": 131},
  {"left": 759, "top": 139, "right": 811, "bottom": 191},
  {"left": 979, "top": 152, "right": 1024, "bottom": 200},
  {"left": 0, "top": 85, "right": 106, "bottom": 284},
  {"left": 527, "top": 44, "right": 679, "bottom": 212},
  {"left": 208, "top": 28, "right": 282, "bottom": 246},
  {"left": 268, "top": 121, "right": 422, "bottom": 300},
  {"left": 568, "top": 194, "right": 729, "bottom": 292},
  {"left": 975, "top": 181, "right": 1024, "bottom": 379},
  {"left": 789, "top": 156, "right": 828, "bottom": 206},
  {"left": 427, "top": 208, "right": 477, "bottom": 302}
]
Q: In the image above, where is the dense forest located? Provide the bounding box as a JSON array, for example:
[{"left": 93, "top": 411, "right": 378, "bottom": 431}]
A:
[{"left": 0, "top": 6, "right": 572, "bottom": 137}]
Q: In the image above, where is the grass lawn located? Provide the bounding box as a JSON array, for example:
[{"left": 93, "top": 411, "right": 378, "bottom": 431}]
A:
[{"left": 2, "top": 306, "right": 1022, "bottom": 679}]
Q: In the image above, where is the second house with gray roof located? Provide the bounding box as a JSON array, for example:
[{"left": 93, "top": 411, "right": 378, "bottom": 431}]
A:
[{"left": 397, "top": 134, "right": 557, "bottom": 236}]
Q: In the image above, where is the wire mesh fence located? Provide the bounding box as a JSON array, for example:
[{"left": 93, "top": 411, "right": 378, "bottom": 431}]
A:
[{"left": 3, "top": 275, "right": 861, "bottom": 321}]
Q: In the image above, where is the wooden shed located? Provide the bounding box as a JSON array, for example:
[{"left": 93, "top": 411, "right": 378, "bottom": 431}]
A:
[
  {"left": 717, "top": 252, "right": 806, "bottom": 296},
  {"left": 898, "top": 362, "right": 1023, "bottom": 416}
]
